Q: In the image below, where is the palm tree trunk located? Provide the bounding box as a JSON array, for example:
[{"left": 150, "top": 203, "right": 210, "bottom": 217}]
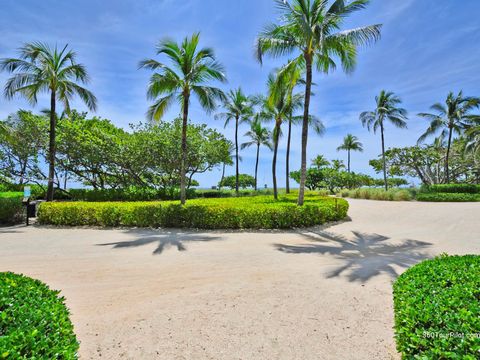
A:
[
  {"left": 46, "top": 90, "right": 57, "bottom": 201},
  {"left": 272, "top": 122, "right": 280, "bottom": 200},
  {"left": 255, "top": 143, "right": 260, "bottom": 191},
  {"left": 286, "top": 116, "right": 292, "bottom": 194},
  {"left": 446, "top": 127, "right": 453, "bottom": 184},
  {"left": 381, "top": 124, "right": 388, "bottom": 191},
  {"left": 347, "top": 149, "right": 351, "bottom": 173},
  {"left": 180, "top": 92, "right": 190, "bottom": 205},
  {"left": 235, "top": 115, "right": 239, "bottom": 196},
  {"left": 298, "top": 54, "right": 313, "bottom": 206},
  {"left": 220, "top": 162, "right": 226, "bottom": 190}
]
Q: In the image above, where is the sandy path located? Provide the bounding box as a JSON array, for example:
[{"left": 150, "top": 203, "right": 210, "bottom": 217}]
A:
[{"left": 1, "top": 199, "right": 479, "bottom": 359}]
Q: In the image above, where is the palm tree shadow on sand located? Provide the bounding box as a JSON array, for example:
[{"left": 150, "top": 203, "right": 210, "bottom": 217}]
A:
[
  {"left": 275, "top": 231, "right": 432, "bottom": 282},
  {"left": 97, "top": 229, "right": 223, "bottom": 255}
]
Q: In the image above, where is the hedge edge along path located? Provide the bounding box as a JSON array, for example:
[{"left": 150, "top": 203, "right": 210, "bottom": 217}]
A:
[{"left": 37, "top": 196, "right": 349, "bottom": 229}]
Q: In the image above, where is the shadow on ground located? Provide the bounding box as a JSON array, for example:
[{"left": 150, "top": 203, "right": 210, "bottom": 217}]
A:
[
  {"left": 97, "top": 229, "right": 223, "bottom": 255},
  {"left": 275, "top": 230, "right": 432, "bottom": 282}
]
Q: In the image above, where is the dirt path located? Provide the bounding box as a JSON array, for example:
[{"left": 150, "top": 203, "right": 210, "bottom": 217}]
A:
[{"left": 1, "top": 199, "right": 479, "bottom": 359}]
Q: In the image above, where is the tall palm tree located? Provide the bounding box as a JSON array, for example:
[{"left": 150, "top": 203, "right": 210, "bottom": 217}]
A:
[
  {"left": 418, "top": 91, "right": 480, "bottom": 183},
  {"left": 219, "top": 142, "right": 236, "bottom": 190},
  {"left": 337, "top": 134, "right": 363, "bottom": 172},
  {"left": 216, "top": 88, "right": 253, "bottom": 195},
  {"left": 286, "top": 112, "right": 325, "bottom": 193},
  {"left": 241, "top": 118, "right": 273, "bottom": 190},
  {"left": 139, "top": 33, "right": 226, "bottom": 204},
  {"left": 256, "top": 0, "right": 381, "bottom": 205},
  {"left": 258, "top": 73, "right": 302, "bottom": 199},
  {"left": 1, "top": 42, "right": 97, "bottom": 201},
  {"left": 360, "top": 90, "right": 408, "bottom": 191}
]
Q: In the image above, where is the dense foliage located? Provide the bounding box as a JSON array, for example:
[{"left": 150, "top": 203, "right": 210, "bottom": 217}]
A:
[
  {"left": 219, "top": 174, "right": 256, "bottom": 190},
  {"left": 0, "top": 111, "right": 231, "bottom": 193},
  {"left": 393, "top": 255, "right": 480, "bottom": 358},
  {"left": 37, "top": 195, "right": 349, "bottom": 229},
  {"left": 0, "top": 272, "right": 79, "bottom": 358},
  {"left": 416, "top": 193, "right": 480, "bottom": 202},
  {"left": 0, "top": 192, "right": 23, "bottom": 224}
]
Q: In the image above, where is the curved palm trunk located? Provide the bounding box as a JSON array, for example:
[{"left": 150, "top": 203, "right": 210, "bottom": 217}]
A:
[
  {"left": 180, "top": 93, "right": 190, "bottom": 205},
  {"left": 445, "top": 127, "right": 454, "bottom": 184},
  {"left": 46, "top": 90, "right": 57, "bottom": 202},
  {"left": 235, "top": 116, "right": 239, "bottom": 196},
  {"left": 286, "top": 117, "right": 292, "bottom": 194},
  {"left": 298, "top": 55, "right": 313, "bottom": 206},
  {"left": 254, "top": 143, "right": 260, "bottom": 191},
  {"left": 219, "top": 162, "right": 226, "bottom": 190},
  {"left": 347, "top": 149, "right": 351, "bottom": 173},
  {"left": 272, "top": 122, "right": 281, "bottom": 200},
  {"left": 380, "top": 123, "right": 388, "bottom": 191}
]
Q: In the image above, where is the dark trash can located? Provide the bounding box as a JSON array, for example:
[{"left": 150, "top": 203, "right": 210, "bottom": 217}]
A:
[{"left": 27, "top": 202, "right": 37, "bottom": 218}]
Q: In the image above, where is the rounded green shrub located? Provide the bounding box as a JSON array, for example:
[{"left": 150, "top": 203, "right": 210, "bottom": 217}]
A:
[
  {"left": 416, "top": 193, "right": 480, "bottom": 202},
  {"left": 0, "top": 272, "right": 79, "bottom": 358},
  {"left": 0, "top": 193, "right": 24, "bottom": 225},
  {"left": 393, "top": 255, "right": 480, "bottom": 359},
  {"left": 37, "top": 195, "right": 349, "bottom": 229}
]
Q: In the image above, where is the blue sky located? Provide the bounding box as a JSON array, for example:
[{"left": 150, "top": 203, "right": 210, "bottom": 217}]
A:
[{"left": 1, "top": 0, "right": 480, "bottom": 188}]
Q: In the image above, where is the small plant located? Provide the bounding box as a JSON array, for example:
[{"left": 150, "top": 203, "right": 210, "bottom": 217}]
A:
[
  {"left": 393, "top": 255, "right": 480, "bottom": 358},
  {"left": 0, "top": 272, "right": 79, "bottom": 358}
]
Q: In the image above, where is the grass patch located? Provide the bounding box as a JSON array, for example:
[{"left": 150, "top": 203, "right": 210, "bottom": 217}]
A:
[
  {"left": 0, "top": 272, "right": 79, "bottom": 358},
  {"left": 393, "top": 255, "right": 480, "bottom": 358},
  {"left": 38, "top": 194, "right": 349, "bottom": 229}
]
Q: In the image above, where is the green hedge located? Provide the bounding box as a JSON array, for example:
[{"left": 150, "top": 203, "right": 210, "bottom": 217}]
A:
[
  {"left": 0, "top": 193, "right": 24, "bottom": 225},
  {"left": 416, "top": 193, "right": 480, "bottom": 202},
  {"left": 393, "top": 255, "right": 480, "bottom": 358},
  {"left": 0, "top": 272, "right": 79, "bottom": 358},
  {"left": 38, "top": 195, "right": 349, "bottom": 229},
  {"left": 420, "top": 184, "right": 480, "bottom": 194}
]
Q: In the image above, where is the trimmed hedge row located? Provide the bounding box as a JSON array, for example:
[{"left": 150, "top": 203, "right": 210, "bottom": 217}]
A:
[
  {"left": 0, "top": 272, "right": 79, "bottom": 358},
  {"left": 416, "top": 193, "right": 480, "bottom": 202},
  {"left": 393, "top": 255, "right": 480, "bottom": 358},
  {"left": 38, "top": 195, "right": 349, "bottom": 229},
  {"left": 0, "top": 193, "right": 24, "bottom": 225},
  {"left": 420, "top": 184, "right": 480, "bottom": 194}
]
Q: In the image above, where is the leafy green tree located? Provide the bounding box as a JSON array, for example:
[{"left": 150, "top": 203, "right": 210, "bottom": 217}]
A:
[
  {"left": 337, "top": 134, "right": 363, "bottom": 172},
  {"left": 1, "top": 42, "right": 97, "bottom": 200},
  {"left": 219, "top": 174, "right": 256, "bottom": 190},
  {"left": 139, "top": 33, "right": 226, "bottom": 204},
  {"left": 311, "top": 155, "right": 330, "bottom": 169},
  {"left": 215, "top": 88, "right": 253, "bottom": 195},
  {"left": 418, "top": 91, "right": 480, "bottom": 183},
  {"left": 256, "top": 0, "right": 381, "bottom": 205},
  {"left": 241, "top": 118, "right": 272, "bottom": 190},
  {"left": 0, "top": 111, "right": 48, "bottom": 186},
  {"left": 360, "top": 90, "right": 408, "bottom": 190}
]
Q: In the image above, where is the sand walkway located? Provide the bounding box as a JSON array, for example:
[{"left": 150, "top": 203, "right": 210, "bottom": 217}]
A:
[{"left": 1, "top": 199, "right": 479, "bottom": 359}]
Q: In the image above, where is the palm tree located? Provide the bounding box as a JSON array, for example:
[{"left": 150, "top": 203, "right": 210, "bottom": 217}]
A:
[
  {"left": 286, "top": 112, "right": 325, "bottom": 193},
  {"left": 256, "top": 0, "right": 381, "bottom": 205},
  {"left": 1, "top": 42, "right": 97, "bottom": 201},
  {"left": 219, "top": 142, "right": 236, "bottom": 190},
  {"left": 360, "top": 90, "right": 408, "bottom": 191},
  {"left": 241, "top": 118, "right": 273, "bottom": 190},
  {"left": 418, "top": 91, "right": 480, "bottom": 183},
  {"left": 257, "top": 73, "right": 302, "bottom": 199},
  {"left": 139, "top": 33, "right": 226, "bottom": 204},
  {"left": 216, "top": 88, "right": 253, "bottom": 195},
  {"left": 337, "top": 134, "right": 363, "bottom": 172}
]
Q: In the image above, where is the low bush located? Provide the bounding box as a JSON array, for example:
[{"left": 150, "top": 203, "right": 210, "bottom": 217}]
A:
[
  {"left": 37, "top": 195, "right": 349, "bottom": 229},
  {"left": 339, "top": 188, "right": 413, "bottom": 201},
  {"left": 416, "top": 192, "right": 480, "bottom": 202},
  {"left": 0, "top": 272, "right": 79, "bottom": 358},
  {"left": 393, "top": 255, "right": 480, "bottom": 358},
  {"left": 0, "top": 192, "right": 24, "bottom": 224},
  {"left": 420, "top": 184, "right": 480, "bottom": 194}
]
